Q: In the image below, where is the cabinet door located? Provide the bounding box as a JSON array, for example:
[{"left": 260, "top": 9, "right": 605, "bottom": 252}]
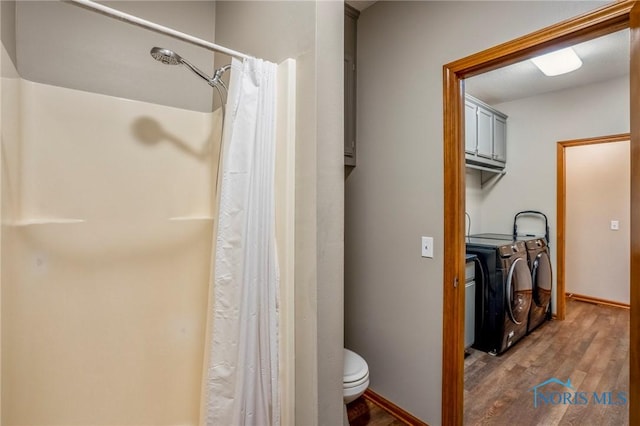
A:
[
  {"left": 344, "top": 6, "right": 358, "bottom": 167},
  {"left": 493, "top": 115, "right": 507, "bottom": 163},
  {"left": 344, "top": 55, "right": 356, "bottom": 165},
  {"left": 464, "top": 100, "right": 477, "bottom": 154},
  {"left": 476, "top": 106, "right": 493, "bottom": 159}
]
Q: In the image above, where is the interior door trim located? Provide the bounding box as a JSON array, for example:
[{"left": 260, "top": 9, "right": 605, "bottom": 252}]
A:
[{"left": 441, "top": 2, "right": 636, "bottom": 424}]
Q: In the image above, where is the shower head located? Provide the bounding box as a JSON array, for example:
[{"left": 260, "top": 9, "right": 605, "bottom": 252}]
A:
[
  {"left": 149, "top": 47, "right": 231, "bottom": 113},
  {"left": 150, "top": 47, "right": 181, "bottom": 65},
  {"left": 150, "top": 46, "right": 216, "bottom": 86}
]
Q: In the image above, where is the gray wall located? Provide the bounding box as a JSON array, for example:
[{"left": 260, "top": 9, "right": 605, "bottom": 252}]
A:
[
  {"left": 313, "top": 3, "right": 345, "bottom": 423},
  {"left": 14, "top": 1, "right": 217, "bottom": 111},
  {"left": 215, "top": 2, "right": 345, "bottom": 424},
  {"left": 1, "top": 1, "right": 16, "bottom": 70},
  {"left": 345, "top": 1, "right": 608, "bottom": 424}
]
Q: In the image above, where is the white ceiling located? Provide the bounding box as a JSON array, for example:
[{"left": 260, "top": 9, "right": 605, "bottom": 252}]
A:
[{"left": 465, "top": 29, "right": 629, "bottom": 105}]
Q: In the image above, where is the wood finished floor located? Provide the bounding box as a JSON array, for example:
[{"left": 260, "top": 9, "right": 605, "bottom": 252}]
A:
[
  {"left": 347, "top": 396, "right": 406, "bottom": 426},
  {"left": 465, "top": 299, "right": 629, "bottom": 426}
]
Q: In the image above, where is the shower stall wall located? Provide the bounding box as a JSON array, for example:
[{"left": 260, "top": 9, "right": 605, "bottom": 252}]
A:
[
  {"left": 2, "top": 64, "right": 223, "bottom": 425},
  {"left": 0, "top": 2, "right": 296, "bottom": 425}
]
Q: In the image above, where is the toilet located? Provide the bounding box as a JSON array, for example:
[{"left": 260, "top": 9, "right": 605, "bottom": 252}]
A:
[{"left": 343, "top": 348, "right": 369, "bottom": 404}]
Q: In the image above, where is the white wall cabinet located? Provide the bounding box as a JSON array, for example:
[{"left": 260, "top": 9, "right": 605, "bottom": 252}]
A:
[
  {"left": 493, "top": 114, "right": 507, "bottom": 163},
  {"left": 465, "top": 94, "right": 507, "bottom": 170}
]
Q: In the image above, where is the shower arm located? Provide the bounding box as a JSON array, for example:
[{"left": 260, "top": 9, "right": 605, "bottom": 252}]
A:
[
  {"left": 179, "top": 58, "right": 216, "bottom": 87},
  {"left": 181, "top": 59, "right": 231, "bottom": 91},
  {"left": 212, "top": 64, "right": 232, "bottom": 90}
]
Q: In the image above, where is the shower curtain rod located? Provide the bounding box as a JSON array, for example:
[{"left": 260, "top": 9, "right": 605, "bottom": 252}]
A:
[{"left": 66, "top": 0, "right": 252, "bottom": 61}]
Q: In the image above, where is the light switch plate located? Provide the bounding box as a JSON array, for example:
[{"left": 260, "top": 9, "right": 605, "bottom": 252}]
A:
[
  {"left": 422, "top": 236, "right": 434, "bottom": 258},
  {"left": 611, "top": 220, "right": 619, "bottom": 230}
]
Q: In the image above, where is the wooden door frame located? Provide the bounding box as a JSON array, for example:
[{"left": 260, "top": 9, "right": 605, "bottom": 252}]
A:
[
  {"left": 442, "top": 2, "right": 637, "bottom": 424},
  {"left": 557, "top": 133, "right": 631, "bottom": 317}
]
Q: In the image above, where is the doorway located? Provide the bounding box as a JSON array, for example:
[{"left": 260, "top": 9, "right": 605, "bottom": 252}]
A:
[
  {"left": 441, "top": 2, "right": 639, "bottom": 424},
  {"left": 558, "top": 134, "right": 631, "bottom": 310},
  {"left": 462, "top": 40, "right": 629, "bottom": 424}
]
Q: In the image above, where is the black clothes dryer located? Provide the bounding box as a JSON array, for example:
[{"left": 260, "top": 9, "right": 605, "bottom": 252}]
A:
[
  {"left": 523, "top": 238, "right": 552, "bottom": 333},
  {"left": 466, "top": 237, "right": 533, "bottom": 355},
  {"left": 469, "top": 233, "right": 553, "bottom": 334}
]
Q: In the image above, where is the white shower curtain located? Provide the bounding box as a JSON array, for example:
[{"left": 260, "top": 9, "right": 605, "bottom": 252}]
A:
[{"left": 204, "top": 57, "right": 280, "bottom": 426}]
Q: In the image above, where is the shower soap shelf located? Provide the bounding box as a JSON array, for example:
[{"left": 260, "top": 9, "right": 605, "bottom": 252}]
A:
[
  {"left": 168, "top": 216, "right": 214, "bottom": 221},
  {"left": 13, "top": 219, "right": 85, "bottom": 226},
  {"left": 13, "top": 218, "right": 215, "bottom": 225}
]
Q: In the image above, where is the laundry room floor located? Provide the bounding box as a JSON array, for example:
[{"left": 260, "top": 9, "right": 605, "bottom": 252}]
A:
[{"left": 464, "top": 299, "right": 629, "bottom": 425}]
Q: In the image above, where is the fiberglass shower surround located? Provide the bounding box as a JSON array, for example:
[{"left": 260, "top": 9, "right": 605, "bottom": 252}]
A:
[
  {"left": 67, "top": 2, "right": 283, "bottom": 425},
  {"left": 2, "top": 1, "right": 290, "bottom": 425}
]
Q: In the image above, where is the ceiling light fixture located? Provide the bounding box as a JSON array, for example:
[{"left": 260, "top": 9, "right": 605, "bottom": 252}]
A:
[{"left": 531, "top": 47, "right": 583, "bottom": 76}]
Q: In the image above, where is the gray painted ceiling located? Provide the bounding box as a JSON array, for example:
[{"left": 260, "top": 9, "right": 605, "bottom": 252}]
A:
[{"left": 465, "top": 29, "right": 629, "bottom": 105}]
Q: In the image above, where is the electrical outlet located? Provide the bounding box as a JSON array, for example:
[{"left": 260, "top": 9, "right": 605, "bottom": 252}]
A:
[
  {"left": 611, "top": 220, "right": 619, "bottom": 231},
  {"left": 422, "top": 236, "right": 434, "bottom": 258}
]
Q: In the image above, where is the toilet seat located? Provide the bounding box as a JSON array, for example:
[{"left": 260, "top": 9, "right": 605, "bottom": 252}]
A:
[
  {"left": 344, "top": 370, "right": 369, "bottom": 389},
  {"left": 343, "top": 348, "right": 369, "bottom": 385},
  {"left": 343, "top": 348, "right": 369, "bottom": 404}
]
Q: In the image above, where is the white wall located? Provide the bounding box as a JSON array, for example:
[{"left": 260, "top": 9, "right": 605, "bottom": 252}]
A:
[
  {"left": 479, "top": 76, "right": 629, "bottom": 312},
  {"left": 465, "top": 170, "right": 484, "bottom": 236},
  {"left": 214, "top": 2, "right": 345, "bottom": 424},
  {"left": 345, "top": 1, "right": 610, "bottom": 424},
  {"left": 566, "top": 141, "right": 630, "bottom": 304}
]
